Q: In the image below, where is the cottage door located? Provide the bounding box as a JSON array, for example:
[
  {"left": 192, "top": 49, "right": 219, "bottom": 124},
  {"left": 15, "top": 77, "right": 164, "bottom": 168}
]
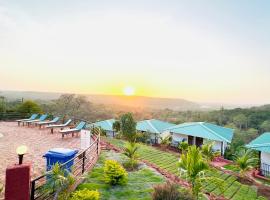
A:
[
  {"left": 188, "top": 136, "right": 194, "bottom": 145},
  {"left": 195, "top": 137, "right": 203, "bottom": 147}
]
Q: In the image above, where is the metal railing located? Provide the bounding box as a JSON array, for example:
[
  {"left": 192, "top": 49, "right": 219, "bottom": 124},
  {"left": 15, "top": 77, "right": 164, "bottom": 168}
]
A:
[
  {"left": 261, "top": 163, "right": 270, "bottom": 177},
  {"left": 0, "top": 112, "right": 28, "bottom": 120},
  {"left": 30, "top": 132, "right": 101, "bottom": 200}
]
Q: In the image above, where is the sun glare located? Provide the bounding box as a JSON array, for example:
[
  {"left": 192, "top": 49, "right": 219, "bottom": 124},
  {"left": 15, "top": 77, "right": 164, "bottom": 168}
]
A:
[{"left": 123, "top": 86, "right": 135, "bottom": 96}]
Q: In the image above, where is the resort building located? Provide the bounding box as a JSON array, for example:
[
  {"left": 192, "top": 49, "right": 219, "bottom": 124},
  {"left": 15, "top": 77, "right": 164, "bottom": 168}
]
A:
[
  {"left": 168, "top": 122, "right": 234, "bottom": 155},
  {"left": 136, "top": 119, "right": 175, "bottom": 144},
  {"left": 89, "top": 119, "right": 116, "bottom": 137},
  {"left": 246, "top": 132, "right": 270, "bottom": 177}
]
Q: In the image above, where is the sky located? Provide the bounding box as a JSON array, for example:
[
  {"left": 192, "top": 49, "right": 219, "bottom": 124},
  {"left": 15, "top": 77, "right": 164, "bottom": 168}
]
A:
[{"left": 0, "top": 0, "right": 270, "bottom": 105}]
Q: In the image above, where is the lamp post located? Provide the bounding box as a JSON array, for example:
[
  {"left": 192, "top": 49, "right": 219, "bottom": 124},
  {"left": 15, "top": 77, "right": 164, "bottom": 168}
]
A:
[{"left": 16, "top": 145, "right": 28, "bottom": 165}]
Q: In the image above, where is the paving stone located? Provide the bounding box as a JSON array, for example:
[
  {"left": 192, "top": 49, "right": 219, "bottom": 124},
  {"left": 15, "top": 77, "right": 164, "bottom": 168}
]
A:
[{"left": 0, "top": 122, "right": 81, "bottom": 184}]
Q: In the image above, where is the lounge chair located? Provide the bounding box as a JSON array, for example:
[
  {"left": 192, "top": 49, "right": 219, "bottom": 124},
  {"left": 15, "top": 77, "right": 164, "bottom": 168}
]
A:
[
  {"left": 46, "top": 119, "right": 72, "bottom": 133},
  {"left": 16, "top": 114, "right": 38, "bottom": 126},
  {"left": 59, "top": 121, "right": 86, "bottom": 138},
  {"left": 37, "top": 117, "right": 60, "bottom": 129},
  {"left": 25, "top": 114, "right": 48, "bottom": 127}
]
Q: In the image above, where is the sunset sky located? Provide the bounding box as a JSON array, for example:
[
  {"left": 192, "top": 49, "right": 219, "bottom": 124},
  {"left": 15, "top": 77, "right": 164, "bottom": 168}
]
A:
[{"left": 0, "top": 0, "right": 270, "bottom": 105}]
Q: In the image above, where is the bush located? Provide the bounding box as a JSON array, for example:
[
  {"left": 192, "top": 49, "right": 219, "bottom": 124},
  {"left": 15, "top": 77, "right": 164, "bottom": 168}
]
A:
[
  {"left": 152, "top": 181, "right": 194, "bottom": 200},
  {"left": 103, "top": 160, "right": 128, "bottom": 185},
  {"left": 17, "top": 100, "right": 42, "bottom": 114},
  {"left": 69, "top": 189, "right": 100, "bottom": 200}
]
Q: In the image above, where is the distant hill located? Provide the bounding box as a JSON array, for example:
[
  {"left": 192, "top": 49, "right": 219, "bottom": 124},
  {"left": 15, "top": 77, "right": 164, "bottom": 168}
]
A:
[
  {"left": 0, "top": 90, "right": 200, "bottom": 111},
  {"left": 86, "top": 95, "right": 200, "bottom": 110}
]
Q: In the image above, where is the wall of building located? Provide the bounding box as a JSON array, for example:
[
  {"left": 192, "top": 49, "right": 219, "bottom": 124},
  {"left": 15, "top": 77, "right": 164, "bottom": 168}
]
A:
[
  {"left": 171, "top": 133, "right": 188, "bottom": 147},
  {"left": 203, "top": 139, "right": 224, "bottom": 152},
  {"left": 106, "top": 130, "right": 115, "bottom": 138},
  {"left": 172, "top": 133, "right": 228, "bottom": 154},
  {"left": 261, "top": 152, "right": 270, "bottom": 165}
]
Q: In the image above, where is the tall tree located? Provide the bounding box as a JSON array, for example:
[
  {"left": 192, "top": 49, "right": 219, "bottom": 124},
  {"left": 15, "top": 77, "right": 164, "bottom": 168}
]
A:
[
  {"left": 120, "top": 113, "right": 137, "bottom": 142},
  {"left": 233, "top": 114, "right": 248, "bottom": 130},
  {"left": 260, "top": 120, "right": 270, "bottom": 132},
  {"left": 113, "top": 120, "right": 121, "bottom": 132}
]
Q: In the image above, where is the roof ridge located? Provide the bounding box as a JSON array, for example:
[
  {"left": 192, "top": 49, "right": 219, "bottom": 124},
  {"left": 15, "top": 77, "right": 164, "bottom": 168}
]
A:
[
  {"left": 203, "top": 122, "right": 234, "bottom": 131},
  {"left": 146, "top": 120, "right": 160, "bottom": 134},
  {"left": 199, "top": 123, "right": 230, "bottom": 143},
  {"left": 167, "top": 122, "right": 197, "bottom": 130},
  {"left": 247, "top": 143, "right": 270, "bottom": 148}
]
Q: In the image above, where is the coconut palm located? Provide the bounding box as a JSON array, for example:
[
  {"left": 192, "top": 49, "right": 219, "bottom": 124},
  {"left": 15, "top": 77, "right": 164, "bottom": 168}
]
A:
[
  {"left": 178, "top": 141, "right": 189, "bottom": 154},
  {"left": 233, "top": 148, "right": 258, "bottom": 177},
  {"left": 123, "top": 142, "right": 140, "bottom": 169},
  {"left": 201, "top": 141, "right": 219, "bottom": 162},
  {"left": 178, "top": 146, "right": 209, "bottom": 198}
]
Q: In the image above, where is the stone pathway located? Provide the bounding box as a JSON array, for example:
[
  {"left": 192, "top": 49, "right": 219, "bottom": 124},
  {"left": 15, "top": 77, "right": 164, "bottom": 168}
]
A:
[{"left": 0, "top": 121, "right": 81, "bottom": 185}]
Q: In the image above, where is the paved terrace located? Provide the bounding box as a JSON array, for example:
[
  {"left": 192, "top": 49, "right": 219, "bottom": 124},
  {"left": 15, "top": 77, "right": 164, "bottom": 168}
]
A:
[{"left": 0, "top": 122, "right": 81, "bottom": 184}]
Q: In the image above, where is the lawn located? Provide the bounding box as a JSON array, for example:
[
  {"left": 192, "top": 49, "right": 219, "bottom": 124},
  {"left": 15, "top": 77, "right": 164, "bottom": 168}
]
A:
[
  {"left": 76, "top": 150, "right": 165, "bottom": 200},
  {"left": 105, "top": 138, "right": 268, "bottom": 200},
  {"left": 223, "top": 164, "right": 240, "bottom": 173}
]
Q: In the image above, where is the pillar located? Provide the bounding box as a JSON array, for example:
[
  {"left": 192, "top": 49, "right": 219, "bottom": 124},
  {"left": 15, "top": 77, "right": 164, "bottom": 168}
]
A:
[{"left": 5, "top": 164, "right": 31, "bottom": 200}]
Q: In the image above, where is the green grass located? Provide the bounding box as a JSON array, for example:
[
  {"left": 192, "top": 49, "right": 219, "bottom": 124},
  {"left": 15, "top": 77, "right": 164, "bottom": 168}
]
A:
[
  {"left": 76, "top": 151, "right": 165, "bottom": 200},
  {"left": 105, "top": 138, "right": 268, "bottom": 200},
  {"left": 223, "top": 164, "right": 240, "bottom": 173}
]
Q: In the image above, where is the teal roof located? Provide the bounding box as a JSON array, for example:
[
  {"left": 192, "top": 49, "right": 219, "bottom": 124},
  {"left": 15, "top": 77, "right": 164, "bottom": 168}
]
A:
[
  {"left": 167, "top": 122, "right": 234, "bottom": 143},
  {"left": 246, "top": 132, "right": 270, "bottom": 153},
  {"left": 89, "top": 119, "right": 115, "bottom": 131},
  {"left": 136, "top": 119, "right": 175, "bottom": 134}
]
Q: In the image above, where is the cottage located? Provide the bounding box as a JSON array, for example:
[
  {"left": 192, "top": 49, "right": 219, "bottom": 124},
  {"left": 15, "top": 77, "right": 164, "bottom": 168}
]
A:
[
  {"left": 168, "top": 122, "right": 234, "bottom": 155},
  {"left": 136, "top": 119, "right": 175, "bottom": 144},
  {"left": 90, "top": 119, "right": 116, "bottom": 137},
  {"left": 246, "top": 132, "right": 270, "bottom": 177}
]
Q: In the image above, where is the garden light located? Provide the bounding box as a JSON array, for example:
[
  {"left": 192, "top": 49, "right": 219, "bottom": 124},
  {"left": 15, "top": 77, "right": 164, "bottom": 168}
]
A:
[{"left": 16, "top": 145, "right": 28, "bottom": 165}]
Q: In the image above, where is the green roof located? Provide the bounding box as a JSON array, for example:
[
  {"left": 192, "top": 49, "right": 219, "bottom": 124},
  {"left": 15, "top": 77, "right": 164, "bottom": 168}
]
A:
[
  {"left": 167, "top": 122, "right": 234, "bottom": 143},
  {"left": 246, "top": 132, "right": 270, "bottom": 153},
  {"left": 89, "top": 119, "right": 115, "bottom": 131},
  {"left": 136, "top": 119, "right": 175, "bottom": 134}
]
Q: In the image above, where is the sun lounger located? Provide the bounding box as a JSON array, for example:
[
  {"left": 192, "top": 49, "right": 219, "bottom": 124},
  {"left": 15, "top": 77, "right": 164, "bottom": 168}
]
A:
[
  {"left": 59, "top": 121, "right": 86, "bottom": 138},
  {"left": 16, "top": 114, "right": 38, "bottom": 126},
  {"left": 25, "top": 114, "right": 48, "bottom": 126},
  {"left": 46, "top": 119, "right": 72, "bottom": 133},
  {"left": 37, "top": 117, "right": 60, "bottom": 129}
]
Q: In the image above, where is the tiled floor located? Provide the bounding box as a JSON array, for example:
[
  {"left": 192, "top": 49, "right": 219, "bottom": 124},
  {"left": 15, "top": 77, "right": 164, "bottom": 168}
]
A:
[{"left": 0, "top": 122, "right": 81, "bottom": 184}]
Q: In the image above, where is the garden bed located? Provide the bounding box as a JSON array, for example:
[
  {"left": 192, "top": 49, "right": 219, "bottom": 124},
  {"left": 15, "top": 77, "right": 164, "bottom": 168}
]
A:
[
  {"left": 76, "top": 150, "right": 166, "bottom": 200},
  {"left": 105, "top": 138, "right": 269, "bottom": 200}
]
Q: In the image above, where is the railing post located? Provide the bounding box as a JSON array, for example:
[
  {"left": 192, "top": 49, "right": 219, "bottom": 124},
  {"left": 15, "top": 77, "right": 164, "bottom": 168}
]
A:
[
  {"left": 82, "top": 151, "right": 86, "bottom": 174},
  {"left": 30, "top": 180, "right": 35, "bottom": 200}
]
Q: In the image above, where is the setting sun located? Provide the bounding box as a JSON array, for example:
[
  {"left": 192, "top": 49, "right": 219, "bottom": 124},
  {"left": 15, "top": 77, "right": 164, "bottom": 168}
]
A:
[{"left": 123, "top": 86, "right": 135, "bottom": 96}]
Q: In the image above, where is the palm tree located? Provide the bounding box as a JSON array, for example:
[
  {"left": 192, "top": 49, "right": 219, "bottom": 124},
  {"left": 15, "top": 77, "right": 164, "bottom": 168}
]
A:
[
  {"left": 233, "top": 148, "right": 258, "bottom": 177},
  {"left": 43, "top": 163, "right": 75, "bottom": 200},
  {"left": 201, "top": 141, "right": 219, "bottom": 162},
  {"left": 123, "top": 142, "right": 139, "bottom": 169},
  {"left": 178, "top": 141, "right": 189, "bottom": 154},
  {"left": 178, "top": 146, "right": 209, "bottom": 199},
  {"left": 159, "top": 135, "right": 171, "bottom": 148}
]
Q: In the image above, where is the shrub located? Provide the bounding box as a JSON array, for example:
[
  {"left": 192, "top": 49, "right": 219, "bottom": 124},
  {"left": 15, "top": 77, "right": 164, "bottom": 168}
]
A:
[
  {"left": 17, "top": 100, "right": 42, "bottom": 114},
  {"left": 152, "top": 181, "right": 193, "bottom": 200},
  {"left": 104, "top": 160, "right": 128, "bottom": 185},
  {"left": 69, "top": 189, "right": 100, "bottom": 200}
]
